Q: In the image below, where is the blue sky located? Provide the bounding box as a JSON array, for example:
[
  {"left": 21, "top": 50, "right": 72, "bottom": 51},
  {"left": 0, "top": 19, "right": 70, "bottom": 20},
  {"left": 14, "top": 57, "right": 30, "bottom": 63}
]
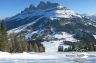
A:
[{"left": 0, "top": 0, "right": 96, "bottom": 18}]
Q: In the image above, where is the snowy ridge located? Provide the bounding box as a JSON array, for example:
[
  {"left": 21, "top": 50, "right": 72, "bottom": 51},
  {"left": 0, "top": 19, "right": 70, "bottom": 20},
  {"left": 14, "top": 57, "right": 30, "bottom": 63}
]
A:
[
  {"left": 8, "top": 4, "right": 82, "bottom": 33},
  {"left": 9, "top": 4, "right": 81, "bottom": 21},
  {"left": 9, "top": 9, "right": 44, "bottom": 20},
  {"left": 45, "top": 6, "right": 81, "bottom": 18}
]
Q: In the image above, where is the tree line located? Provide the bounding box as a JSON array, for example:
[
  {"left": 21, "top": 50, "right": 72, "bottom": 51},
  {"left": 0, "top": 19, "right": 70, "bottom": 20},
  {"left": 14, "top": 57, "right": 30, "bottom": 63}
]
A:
[
  {"left": 0, "top": 20, "right": 45, "bottom": 53},
  {"left": 58, "top": 40, "right": 96, "bottom": 52}
]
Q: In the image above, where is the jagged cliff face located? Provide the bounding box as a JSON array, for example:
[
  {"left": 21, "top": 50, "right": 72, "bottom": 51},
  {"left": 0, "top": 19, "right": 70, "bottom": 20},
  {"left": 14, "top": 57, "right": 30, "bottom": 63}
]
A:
[{"left": 6, "top": 1, "right": 96, "bottom": 42}]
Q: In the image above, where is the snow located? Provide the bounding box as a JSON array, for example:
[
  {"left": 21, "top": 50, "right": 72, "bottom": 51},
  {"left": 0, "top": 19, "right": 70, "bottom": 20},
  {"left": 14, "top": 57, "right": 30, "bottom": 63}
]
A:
[
  {"left": 57, "top": 5, "right": 64, "bottom": 9},
  {"left": 93, "top": 35, "right": 96, "bottom": 39},
  {"left": 7, "top": 5, "right": 81, "bottom": 55},
  {"left": 25, "top": 31, "right": 38, "bottom": 39},
  {"left": 42, "top": 40, "right": 69, "bottom": 53},
  {"left": 54, "top": 32, "right": 77, "bottom": 42},
  {"left": 9, "top": 4, "right": 81, "bottom": 22},
  {"left": 45, "top": 6, "right": 81, "bottom": 18},
  {"left": 1, "top": 52, "right": 96, "bottom": 63},
  {"left": 3, "top": 2, "right": 96, "bottom": 63},
  {"left": 0, "top": 52, "right": 58, "bottom": 60},
  {"left": 0, "top": 51, "right": 92, "bottom": 60},
  {"left": 42, "top": 32, "right": 76, "bottom": 53},
  {"left": 20, "top": 16, "right": 44, "bottom": 30},
  {"left": 8, "top": 4, "right": 82, "bottom": 34},
  {"left": 10, "top": 10, "right": 44, "bottom": 20},
  {"left": 8, "top": 16, "right": 44, "bottom": 34},
  {"left": 1, "top": 51, "right": 96, "bottom": 63},
  {"left": 41, "top": 32, "right": 76, "bottom": 53}
]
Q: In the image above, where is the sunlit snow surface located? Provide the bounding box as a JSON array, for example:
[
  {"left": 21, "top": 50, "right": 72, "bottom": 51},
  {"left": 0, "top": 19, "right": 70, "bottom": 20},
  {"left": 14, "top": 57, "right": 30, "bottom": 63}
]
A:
[
  {"left": 54, "top": 32, "right": 77, "bottom": 42},
  {"left": 42, "top": 40, "right": 69, "bottom": 52},
  {"left": 0, "top": 52, "right": 96, "bottom": 63},
  {"left": 93, "top": 35, "right": 96, "bottom": 39}
]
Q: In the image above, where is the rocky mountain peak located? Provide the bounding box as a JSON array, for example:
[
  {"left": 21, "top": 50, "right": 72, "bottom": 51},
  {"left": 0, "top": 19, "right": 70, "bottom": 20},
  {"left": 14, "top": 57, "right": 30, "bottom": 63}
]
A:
[
  {"left": 37, "top": 1, "right": 60, "bottom": 10},
  {"left": 29, "top": 4, "right": 36, "bottom": 9},
  {"left": 37, "top": 1, "right": 47, "bottom": 10}
]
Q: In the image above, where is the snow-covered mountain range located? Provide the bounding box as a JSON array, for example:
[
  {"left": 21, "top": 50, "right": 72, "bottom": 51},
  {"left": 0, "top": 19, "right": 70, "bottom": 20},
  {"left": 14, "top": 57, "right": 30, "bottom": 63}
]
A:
[
  {"left": 81, "top": 14, "right": 96, "bottom": 21},
  {"left": 6, "top": 1, "right": 96, "bottom": 52},
  {"left": 6, "top": 1, "right": 82, "bottom": 30}
]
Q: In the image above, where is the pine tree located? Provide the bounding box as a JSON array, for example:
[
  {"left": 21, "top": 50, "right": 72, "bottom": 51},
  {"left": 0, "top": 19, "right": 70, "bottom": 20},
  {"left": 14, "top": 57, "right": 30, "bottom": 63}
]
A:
[
  {"left": 39, "top": 46, "right": 45, "bottom": 52},
  {"left": 19, "top": 34, "right": 26, "bottom": 52},
  {"left": 24, "top": 42, "right": 28, "bottom": 52},
  {"left": 11, "top": 33, "right": 19, "bottom": 52},
  {"left": 28, "top": 43, "right": 34, "bottom": 52},
  {"left": 9, "top": 32, "right": 16, "bottom": 52},
  {"left": 21, "top": 34, "right": 29, "bottom": 52},
  {"left": 34, "top": 43, "right": 39, "bottom": 52},
  {"left": 0, "top": 20, "right": 10, "bottom": 52}
]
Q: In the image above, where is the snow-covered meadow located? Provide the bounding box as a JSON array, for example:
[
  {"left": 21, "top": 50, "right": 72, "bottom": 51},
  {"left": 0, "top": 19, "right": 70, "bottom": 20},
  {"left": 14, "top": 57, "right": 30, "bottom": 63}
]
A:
[{"left": 0, "top": 52, "right": 96, "bottom": 63}]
